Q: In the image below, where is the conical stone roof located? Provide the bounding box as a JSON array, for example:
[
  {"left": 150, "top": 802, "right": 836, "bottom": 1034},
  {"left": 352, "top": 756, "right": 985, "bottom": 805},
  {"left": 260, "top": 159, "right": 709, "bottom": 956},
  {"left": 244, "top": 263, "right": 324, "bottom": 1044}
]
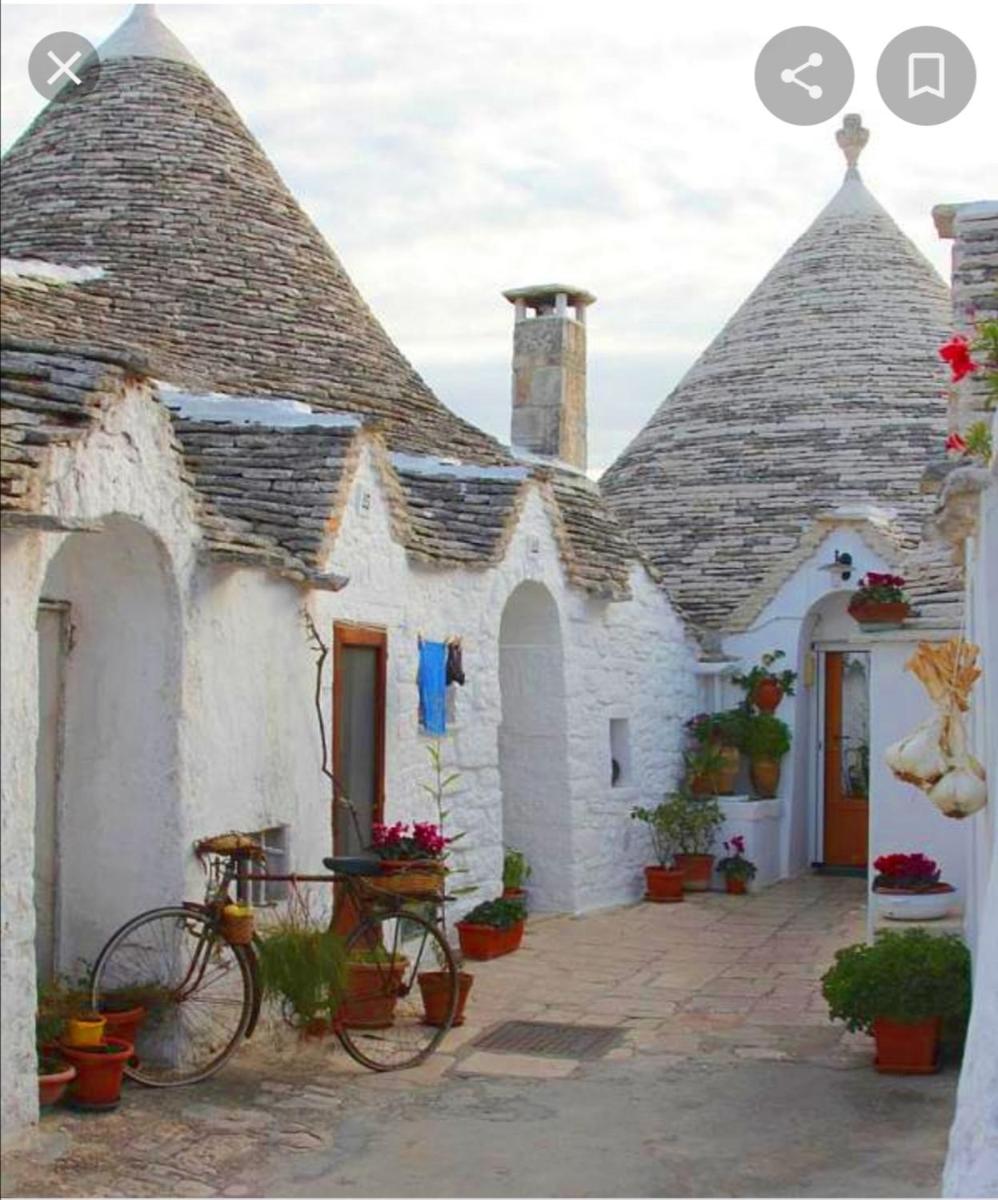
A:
[
  {"left": 601, "top": 119, "right": 952, "bottom": 631},
  {"left": 0, "top": 5, "right": 497, "bottom": 460}
]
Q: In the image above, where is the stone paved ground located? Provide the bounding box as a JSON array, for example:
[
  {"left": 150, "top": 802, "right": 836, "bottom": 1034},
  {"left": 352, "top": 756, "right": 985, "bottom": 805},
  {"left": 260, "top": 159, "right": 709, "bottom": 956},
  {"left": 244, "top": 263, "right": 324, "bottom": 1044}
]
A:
[{"left": 2, "top": 878, "right": 958, "bottom": 1197}]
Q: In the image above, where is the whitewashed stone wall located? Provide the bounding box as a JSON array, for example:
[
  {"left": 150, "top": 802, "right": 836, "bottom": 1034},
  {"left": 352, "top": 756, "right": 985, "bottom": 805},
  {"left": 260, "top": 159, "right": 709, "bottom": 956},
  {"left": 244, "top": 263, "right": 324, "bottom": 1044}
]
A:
[{"left": 1, "top": 407, "right": 694, "bottom": 1139}]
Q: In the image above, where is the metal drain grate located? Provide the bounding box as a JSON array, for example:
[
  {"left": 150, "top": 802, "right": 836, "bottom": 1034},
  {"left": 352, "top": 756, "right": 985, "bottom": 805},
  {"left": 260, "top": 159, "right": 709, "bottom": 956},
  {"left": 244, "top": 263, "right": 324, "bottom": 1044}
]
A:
[{"left": 473, "top": 1020, "right": 622, "bottom": 1060}]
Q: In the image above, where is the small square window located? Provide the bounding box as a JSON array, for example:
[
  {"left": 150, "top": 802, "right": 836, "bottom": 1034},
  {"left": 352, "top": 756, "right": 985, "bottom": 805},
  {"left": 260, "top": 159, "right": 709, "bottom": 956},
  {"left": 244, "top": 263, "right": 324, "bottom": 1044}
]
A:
[
  {"left": 236, "top": 825, "right": 289, "bottom": 906},
  {"left": 610, "top": 718, "right": 631, "bottom": 788}
]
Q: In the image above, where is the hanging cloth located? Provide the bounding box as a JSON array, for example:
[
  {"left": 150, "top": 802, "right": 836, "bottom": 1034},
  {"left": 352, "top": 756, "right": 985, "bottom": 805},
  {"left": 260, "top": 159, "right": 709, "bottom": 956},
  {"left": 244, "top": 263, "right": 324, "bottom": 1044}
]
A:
[
  {"left": 446, "top": 639, "right": 466, "bottom": 687},
  {"left": 418, "top": 639, "right": 448, "bottom": 735}
]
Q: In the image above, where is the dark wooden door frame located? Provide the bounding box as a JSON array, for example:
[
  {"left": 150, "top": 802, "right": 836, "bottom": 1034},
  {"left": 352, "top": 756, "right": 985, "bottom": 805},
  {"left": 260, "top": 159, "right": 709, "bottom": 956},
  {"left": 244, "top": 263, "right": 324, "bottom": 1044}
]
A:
[{"left": 331, "top": 623, "right": 388, "bottom": 854}]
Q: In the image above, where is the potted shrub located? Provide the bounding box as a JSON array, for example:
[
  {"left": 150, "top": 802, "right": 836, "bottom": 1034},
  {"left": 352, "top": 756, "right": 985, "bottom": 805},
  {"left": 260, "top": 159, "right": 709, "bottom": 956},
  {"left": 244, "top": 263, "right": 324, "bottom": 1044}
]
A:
[
  {"left": 686, "top": 711, "right": 743, "bottom": 795},
  {"left": 36, "top": 981, "right": 75, "bottom": 1108},
  {"left": 848, "top": 573, "right": 911, "bottom": 626},
  {"left": 872, "top": 852, "right": 957, "bottom": 922},
  {"left": 821, "top": 929, "right": 970, "bottom": 1074},
  {"left": 502, "top": 846, "right": 531, "bottom": 903},
  {"left": 256, "top": 898, "right": 349, "bottom": 1037},
  {"left": 668, "top": 789, "right": 724, "bottom": 891},
  {"left": 416, "top": 741, "right": 476, "bottom": 1027},
  {"left": 57, "top": 1037, "right": 134, "bottom": 1111},
  {"left": 733, "top": 650, "right": 797, "bottom": 715},
  {"left": 742, "top": 713, "right": 791, "bottom": 797},
  {"left": 457, "top": 898, "right": 526, "bottom": 960},
  {"left": 630, "top": 801, "right": 685, "bottom": 902},
  {"left": 716, "top": 835, "right": 757, "bottom": 895}
]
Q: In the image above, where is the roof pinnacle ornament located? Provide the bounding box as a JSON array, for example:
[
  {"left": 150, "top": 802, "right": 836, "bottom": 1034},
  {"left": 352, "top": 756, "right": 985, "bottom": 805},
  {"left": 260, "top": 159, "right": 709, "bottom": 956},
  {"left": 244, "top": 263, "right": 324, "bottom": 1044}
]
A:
[{"left": 836, "top": 113, "right": 869, "bottom": 177}]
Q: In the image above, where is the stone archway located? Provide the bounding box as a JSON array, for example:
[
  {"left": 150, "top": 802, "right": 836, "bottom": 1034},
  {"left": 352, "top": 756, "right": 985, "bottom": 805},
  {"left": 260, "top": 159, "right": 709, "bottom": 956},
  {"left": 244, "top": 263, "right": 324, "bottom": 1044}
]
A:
[
  {"left": 498, "top": 581, "right": 572, "bottom": 912},
  {"left": 34, "top": 515, "right": 184, "bottom": 978}
]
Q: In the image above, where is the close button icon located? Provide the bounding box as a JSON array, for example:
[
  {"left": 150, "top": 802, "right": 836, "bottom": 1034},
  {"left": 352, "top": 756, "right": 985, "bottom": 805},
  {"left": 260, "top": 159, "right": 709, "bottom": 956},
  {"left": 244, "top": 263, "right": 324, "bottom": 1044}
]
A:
[{"left": 28, "top": 31, "right": 100, "bottom": 102}]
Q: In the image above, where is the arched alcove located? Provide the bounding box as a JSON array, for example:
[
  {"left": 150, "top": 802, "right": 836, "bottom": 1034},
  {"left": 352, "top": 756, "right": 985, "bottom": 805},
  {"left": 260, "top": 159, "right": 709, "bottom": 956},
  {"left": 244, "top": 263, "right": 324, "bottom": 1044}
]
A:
[
  {"left": 497, "top": 581, "right": 572, "bottom": 912},
  {"left": 34, "top": 515, "right": 184, "bottom": 978}
]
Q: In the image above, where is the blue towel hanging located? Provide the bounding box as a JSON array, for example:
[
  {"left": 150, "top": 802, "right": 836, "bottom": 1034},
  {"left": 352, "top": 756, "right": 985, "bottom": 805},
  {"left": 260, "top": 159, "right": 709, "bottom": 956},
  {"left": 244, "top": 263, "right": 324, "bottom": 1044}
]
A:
[{"left": 418, "top": 639, "right": 448, "bottom": 735}]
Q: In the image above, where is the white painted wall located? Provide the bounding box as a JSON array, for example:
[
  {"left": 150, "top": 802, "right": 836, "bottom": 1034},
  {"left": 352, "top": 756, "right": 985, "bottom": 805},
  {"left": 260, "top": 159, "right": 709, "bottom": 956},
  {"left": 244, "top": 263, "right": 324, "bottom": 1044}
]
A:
[{"left": 1, "top": 403, "right": 694, "bottom": 1138}]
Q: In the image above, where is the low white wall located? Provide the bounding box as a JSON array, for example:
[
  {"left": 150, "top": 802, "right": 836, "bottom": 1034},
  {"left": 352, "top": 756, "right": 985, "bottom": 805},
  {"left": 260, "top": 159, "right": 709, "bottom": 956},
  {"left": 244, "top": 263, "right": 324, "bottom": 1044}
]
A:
[{"left": 713, "top": 798, "right": 783, "bottom": 890}]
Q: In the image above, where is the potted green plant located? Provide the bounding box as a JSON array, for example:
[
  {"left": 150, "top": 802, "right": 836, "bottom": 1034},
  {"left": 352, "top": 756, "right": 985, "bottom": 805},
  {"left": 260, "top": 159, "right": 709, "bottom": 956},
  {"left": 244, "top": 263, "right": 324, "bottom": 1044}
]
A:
[
  {"left": 36, "top": 980, "right": 76, "bottom": 1108},
  {"left": 339, "top": 943, "right": 409, "bottom": 1031},
  {"left": 715, "top": 835, "right": 757, "bottom": 895},
  {"left": 733, "top": 650, "right": 798, "bottom": 714},
  {"left": 630, "top": 801, "right": 685, "bottom": 902},
  {"left": 256, "top": 899, "right": 349, "bottom": 1037},
  {"left": 667, "top": 789, "right": 724, "bottom": 891},
  {"left": 872, "top": 853, "right": 957, "bottom": 922},
  {"left": 456, "top": 898, "right": 526, "bottom": 960},
  {"left": 848, "top": 573, "right": 911, "bottom": 626},
  {"left": 742, "top": 713, "right": 791, "bottom": 797},
  {"left": 415, "top": 741, "right": 476, "bottom": 1027},
  {"left": 821, "top": 929, "right": 970, "bottom": 1074},
  {"left": 685, "top": 710, "right": 744, "bottom": 795},
  {"left": 502, "top": 846, "right": 531, "bottom": 903}
]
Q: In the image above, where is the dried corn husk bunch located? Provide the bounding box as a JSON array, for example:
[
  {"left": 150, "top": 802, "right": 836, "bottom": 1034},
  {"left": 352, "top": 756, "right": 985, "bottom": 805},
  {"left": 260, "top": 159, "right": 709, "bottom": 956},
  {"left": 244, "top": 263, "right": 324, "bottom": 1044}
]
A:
[{"left": 885, "top": 639, "right": 987, "bottom": 818}]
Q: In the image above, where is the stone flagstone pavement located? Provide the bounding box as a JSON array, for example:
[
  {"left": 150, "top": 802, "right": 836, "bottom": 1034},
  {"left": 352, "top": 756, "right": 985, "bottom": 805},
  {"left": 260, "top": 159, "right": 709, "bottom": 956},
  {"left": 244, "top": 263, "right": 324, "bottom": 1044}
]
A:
[{"left": 2, "top": 877, "right": 958, "bottom": 1197}]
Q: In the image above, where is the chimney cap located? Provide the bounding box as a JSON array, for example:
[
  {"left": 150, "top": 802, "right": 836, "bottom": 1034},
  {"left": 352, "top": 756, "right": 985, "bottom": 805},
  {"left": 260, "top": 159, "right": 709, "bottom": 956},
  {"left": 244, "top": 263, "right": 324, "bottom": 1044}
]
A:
[{"left": 503, "top": 283, "right": 596, "bottom": 310}]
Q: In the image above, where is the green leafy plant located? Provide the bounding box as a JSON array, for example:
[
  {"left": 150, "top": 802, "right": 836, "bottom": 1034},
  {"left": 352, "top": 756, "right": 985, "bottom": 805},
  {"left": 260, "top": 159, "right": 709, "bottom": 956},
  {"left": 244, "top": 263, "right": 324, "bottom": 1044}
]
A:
[
  {"left": 685, "top": 741, "right": 726, "bottom": 788},
  {"left": 686, "top": 708, "right": 748, "bottom": 748},
  {"left": 502, "top": 847, "right": 531, "bottom": 891},
  {"left": 461, "top": 898, "right": 525, "bottom": 930},
  {"left": 653, "top": 789, "right": 724, "bottom": 856},
  {"left": 630, "top": 801, "right": 684, "bottom": 867},
  {"left": 255, "top": 890, "right": 348, "bottom": 1030},
  {"left": 742, "top": 713, "right": 791, "bottom": 760},
  {"left": 732, "top": 650, "right": 798, "bottom": 706},
  {"left": 821, "top": 930, "right": 971, "bottom": 1043},
  {"left": 975, "top": 319, "right": 998, "bottom": 410},
  {"left": 716, "top": 835, "right": 757, "bottom": 881},
  {"left": 964, "top": 419, "right": 994, "bottom": 462}
]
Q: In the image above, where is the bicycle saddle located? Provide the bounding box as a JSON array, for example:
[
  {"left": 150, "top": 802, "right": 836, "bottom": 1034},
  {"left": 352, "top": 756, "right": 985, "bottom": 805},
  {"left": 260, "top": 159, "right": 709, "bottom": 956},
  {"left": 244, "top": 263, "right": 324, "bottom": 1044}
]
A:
[{"left": 323, "top": 856, "right": 384, "bottom": 876}]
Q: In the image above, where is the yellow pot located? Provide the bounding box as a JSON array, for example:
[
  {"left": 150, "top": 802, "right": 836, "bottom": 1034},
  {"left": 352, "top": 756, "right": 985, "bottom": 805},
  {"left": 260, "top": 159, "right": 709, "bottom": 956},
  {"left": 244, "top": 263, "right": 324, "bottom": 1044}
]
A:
[{"left": 64, "top": 1015, "right": 107, "bottom": 1048}]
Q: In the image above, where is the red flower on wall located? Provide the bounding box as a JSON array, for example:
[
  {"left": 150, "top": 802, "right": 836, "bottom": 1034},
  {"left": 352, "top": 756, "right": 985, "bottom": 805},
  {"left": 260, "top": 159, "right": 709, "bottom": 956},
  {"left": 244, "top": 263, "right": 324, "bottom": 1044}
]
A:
[
  {"left": 939, "top": 336, "right": 979, "bottom": 382},
  {"left": 945, "top": 432, "right": 968, "bottom": 455}
]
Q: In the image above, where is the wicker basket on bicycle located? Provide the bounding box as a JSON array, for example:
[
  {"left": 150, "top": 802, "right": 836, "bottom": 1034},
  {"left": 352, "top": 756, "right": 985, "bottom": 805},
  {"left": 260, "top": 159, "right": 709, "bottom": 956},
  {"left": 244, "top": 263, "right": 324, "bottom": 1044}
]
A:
[{"left": 363, "top": 859, "right": 445, "bottom": 899}]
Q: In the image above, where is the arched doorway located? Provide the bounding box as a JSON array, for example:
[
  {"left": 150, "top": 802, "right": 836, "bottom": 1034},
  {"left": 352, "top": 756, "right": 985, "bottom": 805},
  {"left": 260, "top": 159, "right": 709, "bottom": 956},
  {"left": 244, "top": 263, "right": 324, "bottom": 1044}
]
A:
[
  {"left": 33, "top": 515, "right": 183, "bottom": 980},
  {"left": 498, "top": 581, "right": 572, "bottom": 912}
]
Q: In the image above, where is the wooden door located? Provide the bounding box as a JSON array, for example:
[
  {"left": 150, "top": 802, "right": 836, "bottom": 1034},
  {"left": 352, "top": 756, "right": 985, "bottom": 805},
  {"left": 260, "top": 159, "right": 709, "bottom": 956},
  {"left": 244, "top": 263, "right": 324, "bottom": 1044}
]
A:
[
  {"left": 822, "top": 650, "right": 870, "bottom": 867},
  {"left": 332, "top": 625, "right": 387, "bottom": 855}
]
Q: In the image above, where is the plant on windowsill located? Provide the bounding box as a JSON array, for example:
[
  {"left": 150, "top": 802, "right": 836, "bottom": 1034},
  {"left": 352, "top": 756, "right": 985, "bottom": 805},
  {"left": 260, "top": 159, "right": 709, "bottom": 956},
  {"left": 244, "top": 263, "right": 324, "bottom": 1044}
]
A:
[
  {"left": 821, "top": 929, "right": 970, "bottom": 1074},
  {"left": 871, "top": 852, "right": 956, "bottom": 923},
  {"left": 456, "top": 898, "right": 526, "bottom": 960},
  {"left": 630, "top": 800, "right": 685, "bottom": 902},
  {"left": 847, "top": 573, "right": 911, "bottom": 627},
  {"left": 742, "top": 713, "right": 791, "bottom": 798},
  {"left": 715, "top": 836, "right": 757, "bottom": 895},
  {"left": 732, "top": 650, "right": 798, "bottom": 715},
  {"left": 666, "top": 788, "right": 724, "bottom": 892},
  {"left": 685, "top": 709, "right": 745, "bottom": 795}
]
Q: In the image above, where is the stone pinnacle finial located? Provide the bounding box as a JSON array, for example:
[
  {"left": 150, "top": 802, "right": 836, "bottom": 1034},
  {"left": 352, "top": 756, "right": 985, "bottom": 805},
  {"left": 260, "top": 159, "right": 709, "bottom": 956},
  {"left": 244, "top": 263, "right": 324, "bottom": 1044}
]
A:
[{"left": 836, "top": 114, "right": 869, "bottom": 176}]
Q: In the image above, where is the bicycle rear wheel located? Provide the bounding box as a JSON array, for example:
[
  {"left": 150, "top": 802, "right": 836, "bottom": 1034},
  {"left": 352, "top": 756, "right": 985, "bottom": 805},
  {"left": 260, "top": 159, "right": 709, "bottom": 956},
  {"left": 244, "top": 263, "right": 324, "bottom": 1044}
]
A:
[
  {"left": 91, "top": 906, "right": 253, "bottom": 1086},
  {"left": 337, "top": 907, "right": 458, "bottom": 1071}
]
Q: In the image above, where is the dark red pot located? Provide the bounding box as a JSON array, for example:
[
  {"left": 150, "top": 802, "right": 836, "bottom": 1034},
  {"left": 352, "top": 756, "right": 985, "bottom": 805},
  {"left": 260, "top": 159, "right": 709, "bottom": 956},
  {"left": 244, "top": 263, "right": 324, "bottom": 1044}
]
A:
[
  {"left": 725, "top": 877, "right": 747, "bottom": 895},
  {"left": 674, "top": 854, "right": 714, "bottom": 892},
  {"left": 38, "top": 1060, "right": 76, "bottom": 1108},
  {"left": 873, "top": 1016, "right": 941, "bottom": 1074},
  {"left": 752, "top": 677, "right": 784, "bottom": 714},
  {"left": 644, "top": 865, "right": 685, "bottom": 903},
  {"left": 58, "top": 1037, "right": 134, "bottom": 1110},
  {"left": 848, "top": 600, "right": 911, "bottom": 625},
  {"left": 457, "top": 920, "right": 524, "bottom": 960}
]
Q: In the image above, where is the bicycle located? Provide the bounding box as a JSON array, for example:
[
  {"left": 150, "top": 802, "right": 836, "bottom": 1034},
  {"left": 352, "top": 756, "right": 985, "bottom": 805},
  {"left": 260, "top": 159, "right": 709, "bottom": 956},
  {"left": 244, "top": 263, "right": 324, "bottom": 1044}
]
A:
[{"left": 89, "top": 835, "right": 460, "bottom": 1086}]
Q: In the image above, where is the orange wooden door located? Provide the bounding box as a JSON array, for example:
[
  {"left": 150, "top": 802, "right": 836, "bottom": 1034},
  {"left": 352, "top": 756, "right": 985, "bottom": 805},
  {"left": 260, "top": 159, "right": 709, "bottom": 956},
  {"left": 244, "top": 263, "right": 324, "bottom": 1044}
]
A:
[{"left": 823, "top": 651, "right": 869, "bottom": 867}]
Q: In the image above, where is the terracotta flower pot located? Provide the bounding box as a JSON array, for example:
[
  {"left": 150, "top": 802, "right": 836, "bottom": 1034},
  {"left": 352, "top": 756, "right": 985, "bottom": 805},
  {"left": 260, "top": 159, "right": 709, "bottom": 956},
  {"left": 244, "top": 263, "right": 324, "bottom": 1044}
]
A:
[
  {"left": 38, "top": 1059, "right": 76, "bottom": 1108},
  {"left": 501, "top": 886, "right": 527, "bottom": 905},
  {"left": 456, "top": 920, "right": 524, "bottom": 960},
  {"left": 725, "top": 877, "right": 747, "bottom": 895},
  {"left": 58, "top": 1037, "right": 134, "bottom": 1111},
  {"left": 101, "top": 1006, "right": 146, "bottom": 1050},
  {"left": 688, "top": 773, "right": 716, "bottom": 797},
  {"left": 674, "top": 853, "right": 714, "bottom": 892},
  {"left": 750, "top": 757, "right": 781, "bottom": 798},
  {"left": 338, "top": 960, "right": 406, "bottom": 1029},
  {"left": 751, "top": 678, "right": 784, "bottom": 714},
  {"left": 873, "top": 1016, "right": 941, "bottom": 1074},
  {"left": 714, "top": 745, "right": 741, "bottom": 795},
  {"left": 418, "top": 970, "right": 474, "bottom": 1027},
  {"left": 643, "top": 865, "right": 685, "bottom": 903},
  {"left": 848, "top": 600, "right": 910, "bottom": 626}
]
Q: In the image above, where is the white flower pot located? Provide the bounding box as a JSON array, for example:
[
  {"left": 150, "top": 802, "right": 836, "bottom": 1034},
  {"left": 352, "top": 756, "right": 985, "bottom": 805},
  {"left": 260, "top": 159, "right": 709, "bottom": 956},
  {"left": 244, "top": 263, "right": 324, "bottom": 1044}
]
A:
[{"left": 874, "top": 885, "right": 956, "bottom": 922}]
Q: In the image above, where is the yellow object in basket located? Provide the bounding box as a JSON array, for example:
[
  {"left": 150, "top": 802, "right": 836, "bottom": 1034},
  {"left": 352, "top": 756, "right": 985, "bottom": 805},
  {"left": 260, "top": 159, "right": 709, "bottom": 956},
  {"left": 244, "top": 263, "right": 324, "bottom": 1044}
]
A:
[
  {"left": 65, "top": 1015, "right": 107, "bottom": 1047},
  {"left": 223, "top": 903, "right": 252, "bottom": 919}
]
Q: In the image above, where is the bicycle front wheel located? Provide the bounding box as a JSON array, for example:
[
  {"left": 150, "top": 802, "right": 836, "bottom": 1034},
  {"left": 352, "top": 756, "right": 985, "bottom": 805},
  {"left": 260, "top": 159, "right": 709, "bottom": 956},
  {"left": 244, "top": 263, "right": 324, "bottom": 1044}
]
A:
[
  {"left": 91, "top": 906, "right": 253, "bottom": 1086},
  {"left": 337, "top": 907, "right": 458, "bottom": 1071}
]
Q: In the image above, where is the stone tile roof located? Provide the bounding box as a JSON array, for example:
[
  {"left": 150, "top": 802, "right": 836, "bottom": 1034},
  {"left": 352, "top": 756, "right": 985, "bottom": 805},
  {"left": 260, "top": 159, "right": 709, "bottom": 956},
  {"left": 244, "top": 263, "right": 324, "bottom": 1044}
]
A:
[
  {"left": 0, "top": 9, "right": 647, "bottom": 603},
  {"left": 601, "top": 163, "right": 959, "bottom": 631}
]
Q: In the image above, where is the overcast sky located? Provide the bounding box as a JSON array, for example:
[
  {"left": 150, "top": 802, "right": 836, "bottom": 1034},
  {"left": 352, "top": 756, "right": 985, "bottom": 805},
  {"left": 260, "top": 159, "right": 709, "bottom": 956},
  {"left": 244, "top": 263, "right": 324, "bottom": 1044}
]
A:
[{"left": 2, "top": 2, "right": 994, "bottom": 473}]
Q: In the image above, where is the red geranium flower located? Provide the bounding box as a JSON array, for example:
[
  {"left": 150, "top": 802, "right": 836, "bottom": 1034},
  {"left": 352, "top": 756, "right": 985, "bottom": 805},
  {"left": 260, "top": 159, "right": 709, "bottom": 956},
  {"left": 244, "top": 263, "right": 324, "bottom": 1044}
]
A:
[
  {"left": 945, "top": 432, "right": 968, "bottom": 455},
  {"left": 939, "top": 336, "right": 979, "bottom": 382}
]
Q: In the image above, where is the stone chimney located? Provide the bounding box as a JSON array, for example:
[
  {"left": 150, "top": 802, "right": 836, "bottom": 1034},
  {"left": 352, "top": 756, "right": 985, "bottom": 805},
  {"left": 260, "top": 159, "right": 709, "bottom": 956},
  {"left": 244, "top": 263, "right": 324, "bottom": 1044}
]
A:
[{"left": 503, "top": 283, "right": 595, "bottom": 471}]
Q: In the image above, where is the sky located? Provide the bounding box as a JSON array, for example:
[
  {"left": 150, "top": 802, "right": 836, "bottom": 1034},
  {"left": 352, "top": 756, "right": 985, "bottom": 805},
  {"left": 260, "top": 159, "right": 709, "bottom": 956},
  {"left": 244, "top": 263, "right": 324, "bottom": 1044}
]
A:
[{"left": 2, "top": 1, "right": 995, "bottom": 474}]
